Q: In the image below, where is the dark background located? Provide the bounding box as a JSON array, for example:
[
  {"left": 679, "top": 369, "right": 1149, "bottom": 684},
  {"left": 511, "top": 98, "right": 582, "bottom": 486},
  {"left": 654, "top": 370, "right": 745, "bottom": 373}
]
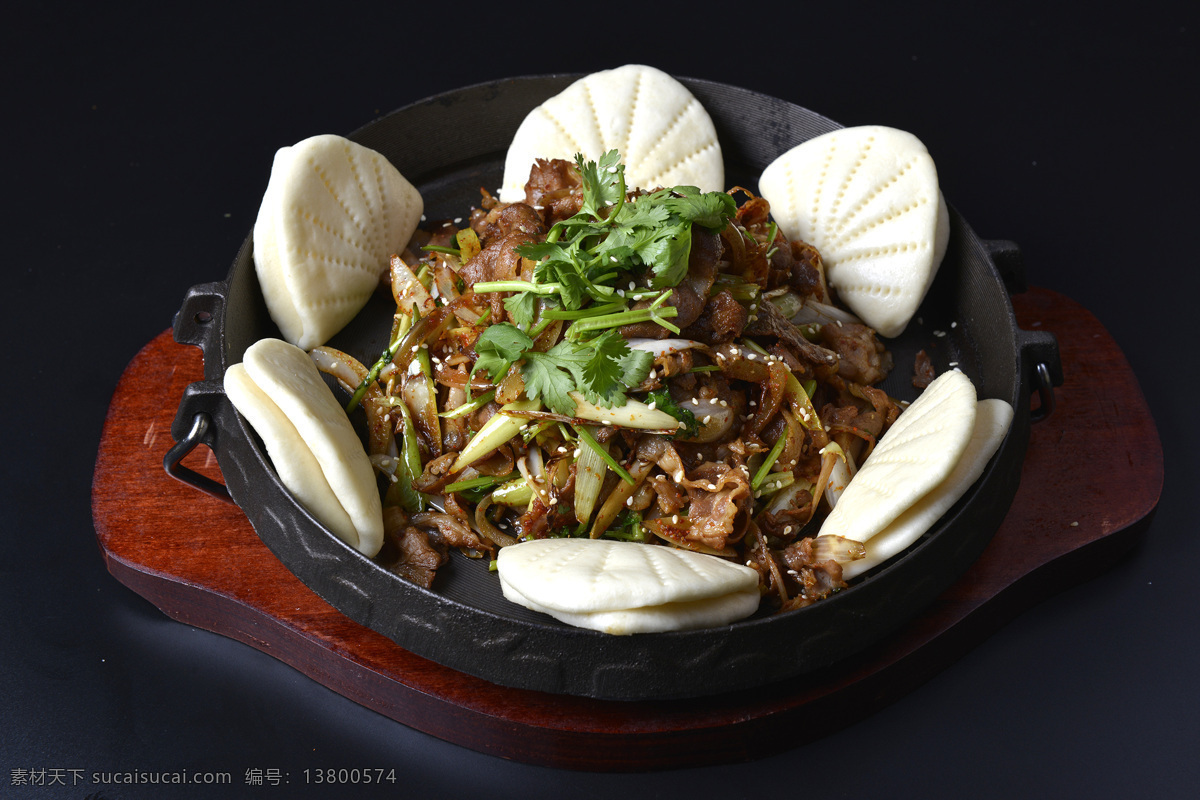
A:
[{"left": 5, "top": 3, "right": 1195, "bottom": 797}]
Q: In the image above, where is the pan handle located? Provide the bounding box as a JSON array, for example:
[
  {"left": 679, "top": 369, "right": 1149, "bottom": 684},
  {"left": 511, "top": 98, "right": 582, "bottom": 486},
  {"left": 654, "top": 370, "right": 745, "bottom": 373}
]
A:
[
  {"left": 984, "top": 239, "right": 1062, "bottom": 422},
  {"left": 172, "top": 281, "right": 225, "bottom": 365},
  {"left": 163, "top": 379, "right": 234, "bottom": 503},
  {"left": 985, "top": 239, "right": 1027, "bottom": 295},
  {"left": 1018, "top": 328, "right": 1062, "bottom": 423}
]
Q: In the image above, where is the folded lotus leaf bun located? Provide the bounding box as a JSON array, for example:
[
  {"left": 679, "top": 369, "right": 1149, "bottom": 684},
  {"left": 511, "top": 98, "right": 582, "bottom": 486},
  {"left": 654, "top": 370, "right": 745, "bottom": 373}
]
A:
[
  {"left": 758, "top": 125, "right": 950, "bottom": 338},
  {"left": 817, "top": 369, "right": 977, "bottom": 548},
  {"left": 496, "top": 538, "right": 760, "bottom": 633},
  {"left": 226, "top": 338, "right": 384, "bottom": 557},
  {"left": 501, "top": 578, "right": 761, "bottom": 635},
  {"left": 224, "top": 363, "right": 359, "bottom": 547},
  {"left": 840, "top": 397, "right": 1013, "bottom": 579},
  {"left": 253, "top": 134, "right": 423, "bottom": 350},
  {"left": 500, "top": 64, "right": 724, "bottom": 203}
]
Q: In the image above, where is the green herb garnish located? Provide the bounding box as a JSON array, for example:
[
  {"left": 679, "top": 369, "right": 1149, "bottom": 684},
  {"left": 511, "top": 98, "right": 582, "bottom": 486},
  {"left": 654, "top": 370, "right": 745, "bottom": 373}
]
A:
[
  {"left": 471, "top": 150, "right": 736, "bottom": 418},
  {"left": 644, "top": 389, "right": 700, "bottom": 439}
]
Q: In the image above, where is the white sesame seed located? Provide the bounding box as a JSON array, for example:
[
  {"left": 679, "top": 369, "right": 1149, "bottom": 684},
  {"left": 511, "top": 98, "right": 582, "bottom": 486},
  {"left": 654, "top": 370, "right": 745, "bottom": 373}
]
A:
[
  {"left": 672, "top": 515, "right": 679, "bottom": 524},
  {"left": 647, "top": 401, "right": 657, "bottom": 410},
  {"left": 702, "top": 415, "right": 712, "bottom": 424}
]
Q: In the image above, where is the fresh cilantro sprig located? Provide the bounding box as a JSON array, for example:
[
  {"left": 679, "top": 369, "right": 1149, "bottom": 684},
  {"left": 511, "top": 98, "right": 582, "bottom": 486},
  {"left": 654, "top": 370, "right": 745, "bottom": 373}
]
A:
[
  {"left": 469, "top": 150, "right": 735, "bottom": 416},
  {"left": 475, "top": 324, "right": 652, "bottom": 416},
  {"left": 513, "top": 150, "right": 736, "bottom": 305}
]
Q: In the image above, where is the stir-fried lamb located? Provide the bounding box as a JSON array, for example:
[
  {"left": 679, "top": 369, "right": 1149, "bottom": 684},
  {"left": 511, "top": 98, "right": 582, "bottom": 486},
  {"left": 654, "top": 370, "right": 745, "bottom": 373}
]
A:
[{"left": 331, "top": 153, "right": 906, "bottom": 615}]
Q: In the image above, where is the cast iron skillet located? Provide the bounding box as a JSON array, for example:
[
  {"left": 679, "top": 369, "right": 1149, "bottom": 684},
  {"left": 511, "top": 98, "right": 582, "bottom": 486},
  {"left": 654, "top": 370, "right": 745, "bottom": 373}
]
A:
[{"left": 166, "top": 74, "right": 1062, "bottom": 701}]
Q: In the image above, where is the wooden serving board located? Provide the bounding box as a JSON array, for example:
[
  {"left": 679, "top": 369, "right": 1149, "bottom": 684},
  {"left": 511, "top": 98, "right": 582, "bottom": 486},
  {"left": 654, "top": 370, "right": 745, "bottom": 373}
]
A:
[{"left": 91, "top": 287, "right": 1162, "bottom": 771}]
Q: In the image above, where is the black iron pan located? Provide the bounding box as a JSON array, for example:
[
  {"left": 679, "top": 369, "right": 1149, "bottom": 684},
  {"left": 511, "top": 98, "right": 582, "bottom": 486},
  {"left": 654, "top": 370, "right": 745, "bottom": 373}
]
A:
[{"left": 165, "top": 74, "right": 1061, "bottom": 701}]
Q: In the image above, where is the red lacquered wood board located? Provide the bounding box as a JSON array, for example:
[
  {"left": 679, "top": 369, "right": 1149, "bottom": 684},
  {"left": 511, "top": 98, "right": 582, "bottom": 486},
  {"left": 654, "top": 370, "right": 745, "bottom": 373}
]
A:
[{"left": 91, "top": 287, "right": 1162, "bottom": 771}]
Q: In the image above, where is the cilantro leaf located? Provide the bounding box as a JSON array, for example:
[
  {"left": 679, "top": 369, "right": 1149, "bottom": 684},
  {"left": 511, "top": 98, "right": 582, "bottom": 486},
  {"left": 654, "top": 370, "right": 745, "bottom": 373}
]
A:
[
  {"left": 521, "top": 351, "right": 579, "bottom": 416},
  {"left": 578, "top": 330, "right": 652, "bottom": 407},
  {"left": 618, "top": 345, "right": 654, "bottom": 388},
  {"left": 645, "top": 389, "right": 700, "bottom": 438},
  {"left": 639, "top": 224, "right": 693, "bottom": 289},
  {"left": 473, "top": 323, "right": 533, "bottom": 382},
  {"left": 503, "top": 291, "right": 538, "bottom": 330},
  {"left": 576, "top": 150, "right": 625, "bottom": 219},
  {"left": 660, "top": 187, "right": 738, "bottom": 230}
]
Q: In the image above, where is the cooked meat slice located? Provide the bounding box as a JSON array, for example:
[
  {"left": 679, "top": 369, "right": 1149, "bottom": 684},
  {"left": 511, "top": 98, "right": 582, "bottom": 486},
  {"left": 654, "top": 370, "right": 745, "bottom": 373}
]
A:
[
  {"left": 523, "top": 157, "right": 583, "bottom": 223},
  {"left": 680, "top": 289, "right": 748, "bottom": 344},
  {"left": 385, "top": 523, "right": 447, "bottom": 589},
  {"left": 681, "top": 462, "right": 752, "bottom": 551},
  {"left": 744, "top": 297, "right": 839, "bottom": 369},
  {"left": 779, "top": 536, "right": 848, "bottom": 609},
  {"left": 913, "top": 348, "right": 936, "bottom": 389},
  {"left": 785, "top": 240, "right": 825, "bottom": 299},
  {"left": 460, "top": 229, "right": 528, "bottom": 322},
  {"left": 819, "top": 321, "right": 894, "bottom": 385}
]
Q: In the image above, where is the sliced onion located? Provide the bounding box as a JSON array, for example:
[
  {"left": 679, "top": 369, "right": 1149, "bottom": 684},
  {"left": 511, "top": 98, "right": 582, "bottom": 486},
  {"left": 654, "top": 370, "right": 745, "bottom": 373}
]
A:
[
  {"left": 788, "top": 297, "right": 862, "bottom": 327},
  {"left": 517, "top": 446, "right": 551, "bottom": 506},
  {"left": 310, "top": 346, "right": 397, "bottom": 458},
  {"left": 679, "top": 397, "right": 737, "bottom": 444},
  {"left": 820, "top": 442, "right": 854, "bottom": 509},
  {"left": 472, "top": 495, "right": 518, "bottom": 548},
  {"left": 628, "top": 338, "right": 710, "bottom": 359},
  {"left": 433, "top": 261, "right": 461, "bottom": 304},
  {"left": 765, "top": 478, "right": 814, "bottom": 515},
  {"left": 391, "top": 255, "right": 437, "bottom": 316}
]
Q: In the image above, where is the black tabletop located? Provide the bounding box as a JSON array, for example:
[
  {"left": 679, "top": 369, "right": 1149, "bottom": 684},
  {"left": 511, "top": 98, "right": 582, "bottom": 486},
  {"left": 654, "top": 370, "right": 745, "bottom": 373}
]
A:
[{"left": 6, "top": 3, "right": 1195, "bottom": 798}]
